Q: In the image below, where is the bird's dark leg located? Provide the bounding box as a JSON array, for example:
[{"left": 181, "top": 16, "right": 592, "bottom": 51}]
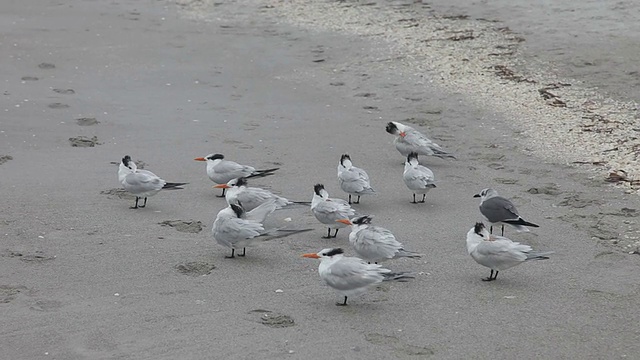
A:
[
  {"left": 131, "top": 197, "right": 140, "bottom": 209},
  {"left": 139, "top": 197, "right": 147, "bottom": 208},
  {"left": 482, "top": 270, "right": 498, "bottom": 281},
  {"left": 348, "top": 194, "right": 352, "bottom": 204},
  {"left": 225, "top": 249, "right": 235, "bottom": 259},
  {"left": 332, "top": 229, "right": 339, "bottom": 238},
  {"left": 411, "top": 193, "right": 417, "bottom": 204},
  {"left": 336, "top": 296, "right": 348, "bottom": 306},
  {"left": 501, "top": 225, "right": 505, "bottom": 236},
  {"left": 419, "top": 194, "right": 426, "bottom": 203},
  {"left": 322, "top": 228, "right": 332, "bottom": 239},
  {"left": 489, "top": 226, "right": 493, "bottom": 234},
  {"left": 238, "top": 248, "right": 246, "bottom": 257},
  {"left": 353, "top": 195, "right": 360, "bottom": 204},
  {"left": 217, "top": 188, "right": 226, "bottom": 198}
]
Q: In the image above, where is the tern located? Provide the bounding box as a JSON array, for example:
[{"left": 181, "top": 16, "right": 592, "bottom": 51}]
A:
[
  {"left": 118, "top": 155, "right": 186, "bottom": 209},
  {"left": 194, "top": 153, "right": 279, "bottom": 196},
  {"left": 336, "top": 215, "right": 422, "bottom": 264},
  {"left": 212, "top": 200, "right": 313, "bottom": 258},
  {"left": 403, "top": 152, "right": 436, "bottom": 203},
  {"left": 311, "top": 184, "right": 356, "bottom": 238},
  {"left": 385, "top": 121, "right": 455, "bottom": 159},
  {"left": 214, "top": 177, "right": 309, "bottom": 211},
  {"left": 466, "top": 222, "right": 553, "bottom": 281},
  {"left": 474, "top": 188, "right": 539, "bottom": 235},
  {"left": 303, "top": 248, "right": 415, "bottom": 306},
  {"left": 337, "top": 154, "right": 375, "bottom": 204}
]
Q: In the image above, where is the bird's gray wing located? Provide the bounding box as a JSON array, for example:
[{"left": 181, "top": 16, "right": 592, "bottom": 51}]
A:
[
  {"left": 215, "top": 161, "right": 254, "bottom": 177},
  {"left": 355, "top": 227, "right": 401, "bottom": 259},
  {"left": 480, "top": 197, "right": 520, "bottom": 223},
  {"left": 339, "top": 168, "right": 372, "bottom": 193},
  {"left": 324, "top": 258, "right": 385, "bottom": 291},
  {"left": 474, "top": 239, "right": 529, "bottom": 265},
  {"left": 124, "top": 172, "right": 163, "bottom": 191},
  {"left": 213, "top": 217, "right": 263, "bottom": 246},
  {"left": 245, "top": 199, "right": 277, "bottom": 222},
  {"left": 315, "top": 200, "right": 355, "bottom": 219}
]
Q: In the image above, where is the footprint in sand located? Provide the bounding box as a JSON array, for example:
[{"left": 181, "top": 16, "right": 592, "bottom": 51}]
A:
[
  {"left": 354, "top": 92, "right": 377, "bottom": 98},
  {"left": 76, "top": 117, "right": 99, "bottom": 126},
  {"left": 38, "top": 62, "right": 55, "bottom": 69},
  {"left": 527, "top": 184, "right": 561, "bottom": 195},
  {"left": 69, "top": 136, "right": 101, "bottom": 147},
  {"left": 21, "top": 76, "right": 39, "bottom": 81},
  {"left": 249, "top": 309, "right": 295, "bottom": 328},
  {"left": 557, "top": 213, "right": 618, "bottom": 241},
  {"left": 174, "top": 261, "right": 216, "bottom": 276},
  {"left": 0, "top": 284, "right": 29, "bottom": 303},
  {"left": 494, "top": 178, "right": 518, "bottom": 185},
  {"left": 404, "top": 117, "right": 433, "bottom": 127},
  {"left": 243, "top": 122, "right": 260, "bottom": 131},
  {"left": 19, "top": 253, "right": 56, "bottom": 263},
  {"left": 30, "top": 299, "right": 63, "bottom": 312},
  {"left": 223, "top": 139, "right": 253, "bottom": 149},
  {"left": 3, "top": 250, "right": 56, "bottom": 262},
  {"left": 557, "top": 194, "right": 604, "bottom": 208},
  {"left": 49, "top": 102, "right": 70, "bottom": 109},
  {"left": 100, "top": 188, "right": 135, "bottom": 200},
  {"left": 364, "top": 333, "right": 434, "bottom": 356},
  {"left": 0, "top": 155, "right": 13, "bottom": 165},
  {"left": 53, "top": 88, "right": 75, "bottom": 95},
  {"left": 159, "top": 220, "right": 203, "bottom": 233}
]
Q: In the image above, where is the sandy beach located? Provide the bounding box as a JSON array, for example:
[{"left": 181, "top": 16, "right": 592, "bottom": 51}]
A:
[{"left": 1, "top": 0, "right": 640, "bottom": 358}]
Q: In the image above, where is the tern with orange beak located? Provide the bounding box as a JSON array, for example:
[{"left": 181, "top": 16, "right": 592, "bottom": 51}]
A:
[
  {"left": 311, "top": 184, "right": 355, "bottom": 238},
  {"left": 212, "top": 200, "right": 312, "bottom": 258},
  {"left": 336, "top": 215, "right": 422, "bottom": 264},
  {"left": 194, "top": 153, "right": 278, "bottom": 196},
  {"left": 385, "top": 121, "right": 455, "bottom": 159},
  {"left": 302, "top": 248, "right": 415, "bottom": 306},
  {"left": 214, "top": 177, "right": 309, "bottom": 211},
  {"left": 118, "top": 155, "right": 186, "bottom": 209},
  {"left": 466, "top": 222, "right": 553, "bottom": 281}
]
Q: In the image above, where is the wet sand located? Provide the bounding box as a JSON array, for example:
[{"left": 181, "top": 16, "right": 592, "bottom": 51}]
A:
[{"left": 1, "top": 0, "right": 640, "bottom": 358}]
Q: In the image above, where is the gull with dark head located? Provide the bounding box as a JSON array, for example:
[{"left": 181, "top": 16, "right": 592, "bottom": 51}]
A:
[{"left": 474, "top": 188, "right": 539, "bottom": 235}]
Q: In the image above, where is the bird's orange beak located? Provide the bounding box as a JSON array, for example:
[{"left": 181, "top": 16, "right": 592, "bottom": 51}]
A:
[
  {"left": 335, "top": 219, "right": 352, "bottom": 225},
  {"left": 302, "top": 253, "right": 320, "bottom": 259},
  {"left": 213, "top": 184, "right": 230, "bottom": 189},
  {"left": 194, "top": 157, "right": 206, "bottom": 161},
  {"left": 399, "top": 131, "right": 406, "bottom": 137}
]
